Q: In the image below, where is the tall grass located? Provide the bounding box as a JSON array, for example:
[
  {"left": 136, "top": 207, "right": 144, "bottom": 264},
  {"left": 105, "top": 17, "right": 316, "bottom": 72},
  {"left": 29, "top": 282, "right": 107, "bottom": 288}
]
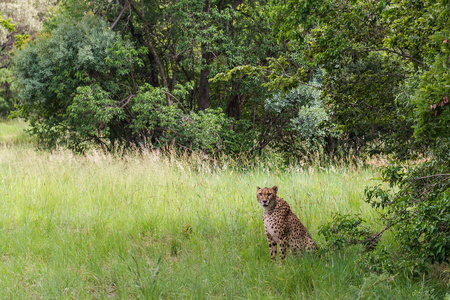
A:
[
  {"left": 0, "top": 118, "right": 34, "bottom": 146},
  {"left": 0, "top": 125, "right": 444, "bottom": 298}
]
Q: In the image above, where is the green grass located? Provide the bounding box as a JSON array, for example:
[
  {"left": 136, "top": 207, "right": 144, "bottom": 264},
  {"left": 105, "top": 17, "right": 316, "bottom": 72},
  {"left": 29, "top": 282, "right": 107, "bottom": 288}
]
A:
[
  {"left": 0, "top": 118, "right": 35, "bottom": 146},
  {"left": 0, "top": 123, "right": 445, "bottom": 299}
]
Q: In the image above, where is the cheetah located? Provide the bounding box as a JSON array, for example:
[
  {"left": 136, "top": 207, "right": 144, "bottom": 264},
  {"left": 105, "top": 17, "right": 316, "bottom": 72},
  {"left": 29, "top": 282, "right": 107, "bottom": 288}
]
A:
[{"left": 257, "top": 185, "right": 317, "bottom": 261}]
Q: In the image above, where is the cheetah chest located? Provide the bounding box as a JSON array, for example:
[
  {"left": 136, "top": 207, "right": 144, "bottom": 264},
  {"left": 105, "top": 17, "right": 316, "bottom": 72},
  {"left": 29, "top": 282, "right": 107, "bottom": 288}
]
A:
[{"left": 263, "top": 217, "right": 282, "bottom": 243}]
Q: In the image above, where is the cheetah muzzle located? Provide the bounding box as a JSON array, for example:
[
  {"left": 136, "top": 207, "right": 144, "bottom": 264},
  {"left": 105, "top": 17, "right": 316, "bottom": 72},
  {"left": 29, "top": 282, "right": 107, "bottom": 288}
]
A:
[{"left": 257, "top": 185, "right": 317, "bottom": 261}]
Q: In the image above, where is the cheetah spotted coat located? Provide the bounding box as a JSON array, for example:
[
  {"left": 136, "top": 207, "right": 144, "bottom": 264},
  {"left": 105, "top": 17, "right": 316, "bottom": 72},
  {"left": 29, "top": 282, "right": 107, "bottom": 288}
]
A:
[{"left": 257, "top": 185, "right": 317, "bottom": 261}]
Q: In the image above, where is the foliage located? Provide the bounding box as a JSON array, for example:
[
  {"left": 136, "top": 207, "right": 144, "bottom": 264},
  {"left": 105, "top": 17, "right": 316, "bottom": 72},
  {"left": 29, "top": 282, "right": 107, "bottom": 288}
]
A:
[
  {"left": 9, "top": 0, "right": 450, "bottom": 158},
  {"left": 267, "top": 0, "right": 450, "bottom": 157},
  {"left": 129, "top": 84, "right": 252, "bottom": 153},
  {"left": 0, "top": 15, "right": 16, "bottom": 116},
  {"left": 66, "top": 84, "right": 126, "bottom": 150},
  {"left": 214, "top": 63, "right": 336, "bottom": 158},
  {"left": 0, "top": 67, "right": 13, "bottom": 116},
  {"left": 365, "top": 139, "right": 450, "bottom": 267},
  {"left": 0, "top": 14, "right": 16, "bottom": 33},
  {"left": 213, "top": 56, "right": 308, "bottom": 93},
  {"left": 322, "top": 52, "right": 415, "bottom": 156},
  {"left": 13, "top": 15, "right": 251, "bottom": 153},
  {"left": 381, "top": 0, "right": 450, "bottom": 150},
  {"left": 412, "top": 52, "right": 450, "bottom": 145},
  {"left": 11, "top": 1, "right": 278, "bottom": 153},
  {"left": 321, "top": 139, "right": 450, "bottom": 274},
  {"left": 12, "top": 16, "right": 131, "bottom": 148},
  {"left": 262, "top": 78, "right": 335, "bottom": 157},
  {"left": 318, "top": 213, "right": 376, "bottom": 251},
  {"left": 215, "top": 0, "right": 421, "bottom": 156},
  {"left": 0, "top": 0, "right": 56, "bottom": 116}
]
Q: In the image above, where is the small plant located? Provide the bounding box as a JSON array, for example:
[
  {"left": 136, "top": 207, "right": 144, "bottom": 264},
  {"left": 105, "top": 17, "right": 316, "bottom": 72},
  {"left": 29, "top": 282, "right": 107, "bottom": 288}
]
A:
[
  {"left": 120, "top": 250, "right": 163, "bottom": 297},
  {"left": 170, "top": 239, "right": 182, "bottom": 257},
  {"left": 182, "top": 223, "right": 193, "bottom": 238}
]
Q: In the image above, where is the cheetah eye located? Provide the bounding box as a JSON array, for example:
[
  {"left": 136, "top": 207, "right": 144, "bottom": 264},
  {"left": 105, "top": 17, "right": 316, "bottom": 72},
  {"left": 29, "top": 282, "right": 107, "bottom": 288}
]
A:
[
  {"left": 258, "top": 193, "right": 262, "bottom": 197},
  {"left": 267, "top": 193, "right": 272, "bottom": 196}
]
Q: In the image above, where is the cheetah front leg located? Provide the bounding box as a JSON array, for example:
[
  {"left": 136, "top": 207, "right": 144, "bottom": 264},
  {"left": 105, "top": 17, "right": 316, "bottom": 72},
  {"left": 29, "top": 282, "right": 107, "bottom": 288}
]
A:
[
  {"left": 266, "top": 233, "right": 278, "bottom": 261},
  {"left": 279, "top": 239, "right": 288, "bottom": 260}
]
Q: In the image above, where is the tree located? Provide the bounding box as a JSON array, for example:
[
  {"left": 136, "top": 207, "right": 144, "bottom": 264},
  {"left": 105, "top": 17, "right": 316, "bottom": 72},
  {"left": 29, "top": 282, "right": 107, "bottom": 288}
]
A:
[
  {"left": 13, "top": 14, "right": 253, "bottom": 153},
  {"left": 285, "top": 0, "right": 450, "bottom": 273},
  {"left": 126, "top": 0, "right": 172, "bottom": 106},
  {"left": 380, "top": 0, "right": 449, "bottom": 147},
  {"left": 267, "top": 0, "right": 423, "bottom": 156},
  {"left": 12, "top": 16, "right": 140, "bottom": 148},
  {"left": 14, "top": 0, "right": 295, "bottom": 154},
  {"left": 0, "top": 0, "right": 56, "bottom": 116},
  {"left": 0, "top": 15, "right": 16, "bottom": 116}
]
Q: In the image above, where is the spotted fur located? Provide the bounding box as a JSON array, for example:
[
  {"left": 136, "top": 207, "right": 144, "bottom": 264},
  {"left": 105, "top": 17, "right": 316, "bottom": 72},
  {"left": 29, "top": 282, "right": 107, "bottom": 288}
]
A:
[{"left": 257, "top": 185, "right": 317, "bottom": 261}]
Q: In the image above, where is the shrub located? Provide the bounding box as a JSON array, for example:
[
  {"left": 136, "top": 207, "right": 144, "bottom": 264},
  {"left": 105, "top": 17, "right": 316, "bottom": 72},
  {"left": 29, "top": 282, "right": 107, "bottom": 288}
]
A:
[
  {"left": 12, "top": 15, "right": 138, "bottom": 148},
  {"left": 321, "top": 139, "right": 450, "bottom": 274}
]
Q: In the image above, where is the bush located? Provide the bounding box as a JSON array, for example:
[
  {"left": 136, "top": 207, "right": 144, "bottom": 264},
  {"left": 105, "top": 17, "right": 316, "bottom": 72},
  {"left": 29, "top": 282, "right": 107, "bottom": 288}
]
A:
[
  {"left": 365, "top": 138, "right": 450, "bottom": 267},
  {"left": 130, "top": 84, "right": 252, "bottom": 154},
  {"left": 318, "top": 213, "right": 377, "bottom": 252},
  {"left": 12, "top": 15, "right": 136, "bottom": 148},
  {"left": 321, "top": 138, "right": 450, "bottom": 274},
  {"left": 262, "top": 74, "right": 336, "bottom": 161}
]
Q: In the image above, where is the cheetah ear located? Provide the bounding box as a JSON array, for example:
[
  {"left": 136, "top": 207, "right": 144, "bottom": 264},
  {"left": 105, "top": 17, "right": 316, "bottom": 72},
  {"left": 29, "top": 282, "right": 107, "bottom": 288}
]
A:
[
  {"left": 257, "top": 186, "right": 261, "bottom": 191},
  {"left": 272, "top": 185, "right": 278, "bottom": 194}
]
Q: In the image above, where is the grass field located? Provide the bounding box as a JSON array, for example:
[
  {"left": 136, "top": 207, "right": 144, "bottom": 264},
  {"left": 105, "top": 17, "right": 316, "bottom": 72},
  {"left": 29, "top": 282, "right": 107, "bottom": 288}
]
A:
[
  {"left": 0, "top": 119, "right": 446, "bottom": 299},
  {"left": 0, "top": 118, "right": 34, "bottom": 146}
]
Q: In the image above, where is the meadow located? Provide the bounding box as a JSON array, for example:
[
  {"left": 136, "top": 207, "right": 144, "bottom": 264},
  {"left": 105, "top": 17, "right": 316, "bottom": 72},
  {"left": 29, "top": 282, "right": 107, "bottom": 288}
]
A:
[{"left": 0, "top": 119, "right": 445, "bottom": 299}]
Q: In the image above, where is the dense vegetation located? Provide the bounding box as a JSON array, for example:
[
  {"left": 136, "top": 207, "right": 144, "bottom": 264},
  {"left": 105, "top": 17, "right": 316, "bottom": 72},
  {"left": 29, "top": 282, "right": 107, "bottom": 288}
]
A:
[
  {"left": 2, "top": 0, "right": 449, "bottom": 297},
  {"left": 0, "top": 120, "right": 446, "bottom": 298},
  {"left": 9, "top": 0, "right": 450, "bottom": 156}
]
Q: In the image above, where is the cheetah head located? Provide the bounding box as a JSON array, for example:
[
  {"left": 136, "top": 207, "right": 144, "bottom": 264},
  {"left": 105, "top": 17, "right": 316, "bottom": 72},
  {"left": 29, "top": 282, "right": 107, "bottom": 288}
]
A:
[{"left": 256, "top": 186, "right": 278, "bottom": 210}]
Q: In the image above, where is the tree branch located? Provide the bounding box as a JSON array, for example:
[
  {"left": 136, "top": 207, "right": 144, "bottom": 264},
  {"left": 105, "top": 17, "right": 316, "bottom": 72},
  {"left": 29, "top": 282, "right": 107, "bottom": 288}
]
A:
[
  {"left": 366, "top": 48, "right": 430, "bottom": 68},
  {"left": 110, "top": 2, "right": 129, "bottom": 30},
  {"left": 128, "top": 0, "right": 172, "bottom": 106}
]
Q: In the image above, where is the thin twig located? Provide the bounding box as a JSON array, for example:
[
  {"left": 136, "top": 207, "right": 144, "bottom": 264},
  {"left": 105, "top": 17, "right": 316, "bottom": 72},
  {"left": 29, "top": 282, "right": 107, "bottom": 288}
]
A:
[
  {"left": 366, "top": 48, "right": 430, "bottom": 68},
  {"left": 110, "top": 2, "right": 130, "bottom": 30}
]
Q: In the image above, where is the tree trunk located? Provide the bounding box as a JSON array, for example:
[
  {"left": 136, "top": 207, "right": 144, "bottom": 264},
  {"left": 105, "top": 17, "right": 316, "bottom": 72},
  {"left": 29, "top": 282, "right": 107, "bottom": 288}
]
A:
[
  {"left": 226, "top": 83, "right": 245, "bottom": 120},
  {"left": 325, "top": 134, "right": 334, "bottom": 155},
  {"left": 171, "top": 45, "right": 178, "bottom": 91},
  {"left": 123, "top": 14, "right": 159, "bottom": 87},
  {"left": 198, "top": 50, "right": 212, "bottom": 110},
  {"left": 198, "top": 0, "right": 212, "bottom": 110},
  {"left": 148, "top": 51, "right": 159, "bottom": 87}
]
